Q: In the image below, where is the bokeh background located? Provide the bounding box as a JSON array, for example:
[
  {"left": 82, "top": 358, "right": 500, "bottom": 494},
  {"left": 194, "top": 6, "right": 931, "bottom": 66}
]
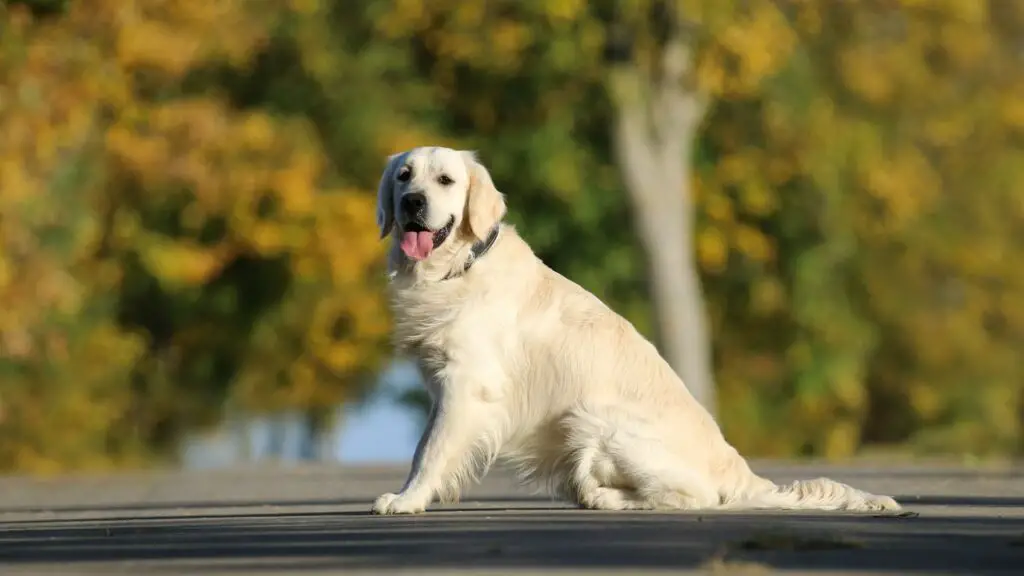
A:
[{"left": 1, "top": 0, "right": 1022, "bottom": 475}]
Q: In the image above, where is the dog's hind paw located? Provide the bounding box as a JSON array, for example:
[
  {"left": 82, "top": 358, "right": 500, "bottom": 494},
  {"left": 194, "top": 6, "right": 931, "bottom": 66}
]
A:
[{"left": 578, "top": 487, "right": 646, "bottom": 511}]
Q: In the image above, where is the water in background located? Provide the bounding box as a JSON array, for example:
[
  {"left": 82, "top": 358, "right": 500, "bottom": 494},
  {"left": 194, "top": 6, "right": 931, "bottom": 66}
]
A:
[{"left": 181, "top": 360, "right": 423, "bottom": 469}]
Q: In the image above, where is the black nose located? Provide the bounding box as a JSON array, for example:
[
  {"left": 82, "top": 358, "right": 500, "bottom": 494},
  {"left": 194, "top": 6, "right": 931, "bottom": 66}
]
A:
[{"left": 400, "top": 193, "right": 426, "bottom": 216}]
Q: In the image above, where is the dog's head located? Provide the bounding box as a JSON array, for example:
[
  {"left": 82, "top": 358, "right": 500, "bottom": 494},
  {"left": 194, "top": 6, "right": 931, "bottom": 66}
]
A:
[{"left": 377, "top": 146, "right": 506, "bottom": 262}]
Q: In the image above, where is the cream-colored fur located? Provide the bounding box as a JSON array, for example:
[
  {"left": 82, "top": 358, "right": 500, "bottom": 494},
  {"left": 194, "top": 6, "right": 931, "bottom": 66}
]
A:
[{"left": 371, "top": 146, "right": 900, "bottom": 515}]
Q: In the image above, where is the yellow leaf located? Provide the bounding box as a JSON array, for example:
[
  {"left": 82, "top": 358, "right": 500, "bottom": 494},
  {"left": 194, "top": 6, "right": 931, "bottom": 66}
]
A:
[
  {"left": 738, "top": 180, "right": 777, "bottom": 217},
  {"left": 750, "top": 276, "right": 785, "bottom": 316},
  {"left": 140, "top": 240, "right": 227, "bottom": 287},
  {"left": 733, "top": 224, "right": 773, "bottom": 262},
  {"left": 697, "top": 227, "right": 729, "bottom": 272}
]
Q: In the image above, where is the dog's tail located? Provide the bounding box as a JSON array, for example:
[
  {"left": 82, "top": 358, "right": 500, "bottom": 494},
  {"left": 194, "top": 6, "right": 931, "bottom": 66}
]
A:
[{"left": 722, "top": 475, "right": 901, "bottom": 512}]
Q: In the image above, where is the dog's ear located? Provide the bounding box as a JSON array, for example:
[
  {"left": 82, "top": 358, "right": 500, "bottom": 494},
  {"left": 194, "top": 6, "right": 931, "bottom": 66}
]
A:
[
  {"left": 376, "top": 153, "right": 402, "bottom": 239},
  {"left": 461, "top": 151, "right": 507, "bottom": 241}
]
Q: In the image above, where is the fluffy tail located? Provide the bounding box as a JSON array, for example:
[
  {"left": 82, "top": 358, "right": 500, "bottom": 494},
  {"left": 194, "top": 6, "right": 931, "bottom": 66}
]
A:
[{"left": 723, "top": 476, "right": 901, "bottom": 512}]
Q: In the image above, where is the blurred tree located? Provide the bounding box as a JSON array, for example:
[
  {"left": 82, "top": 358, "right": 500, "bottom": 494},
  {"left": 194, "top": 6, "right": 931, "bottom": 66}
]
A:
[
  {"left": 603, "top": 4, "right": 718, "bottom": 413},
  {"left": 0, "top": 0, "right": 418, "bottom": 471},
  {"left": 799, "top": 0, "right": 1024, "bottom": 456},
  {"left": 2, "top": 0, "right": 1022, "bottom": 472},
  {"left": 602, "top": 0, "right": 797, "bottom": 414},
  {"left": 0, "top": 4, "right": 147, "bottom": 472},
  {"left": 703, "top": 0, "right": 1024, "bottom": 457}
]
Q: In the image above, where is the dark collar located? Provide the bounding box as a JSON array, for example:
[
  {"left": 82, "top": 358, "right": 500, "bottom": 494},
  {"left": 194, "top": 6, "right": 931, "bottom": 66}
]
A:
[{"left": 442, "top": 225, "right": 501, "bottom": 281}]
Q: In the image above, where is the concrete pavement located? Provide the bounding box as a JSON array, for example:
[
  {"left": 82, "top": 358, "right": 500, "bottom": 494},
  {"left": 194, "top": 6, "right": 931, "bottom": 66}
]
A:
[{"left": 1, "top": 461, "right": 1022, "bottom": 575}]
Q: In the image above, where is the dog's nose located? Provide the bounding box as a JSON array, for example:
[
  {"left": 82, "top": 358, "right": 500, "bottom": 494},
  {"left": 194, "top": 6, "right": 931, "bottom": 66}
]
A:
[{"left": 400, "top": 193, "right": 427, "bottom": 216}]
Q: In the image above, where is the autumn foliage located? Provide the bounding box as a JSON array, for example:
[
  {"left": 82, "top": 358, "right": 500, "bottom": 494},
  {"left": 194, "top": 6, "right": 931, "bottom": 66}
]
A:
[
  {"left": 0, "top": 1, "right": 395, "bottom": 472},
  {"left": 1, "top": 0, "right": 1022, "bottom": 472}
]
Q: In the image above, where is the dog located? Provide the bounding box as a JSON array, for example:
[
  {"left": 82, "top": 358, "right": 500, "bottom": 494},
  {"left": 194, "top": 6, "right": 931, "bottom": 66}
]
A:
[{"left": 370, "top": 146, "right": 900, "bottom": 515}]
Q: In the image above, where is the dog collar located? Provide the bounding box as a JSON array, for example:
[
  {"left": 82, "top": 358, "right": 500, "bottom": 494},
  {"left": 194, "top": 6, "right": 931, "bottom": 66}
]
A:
[{"left": 442, "top": 224, "right": 501, "bottom": 281}]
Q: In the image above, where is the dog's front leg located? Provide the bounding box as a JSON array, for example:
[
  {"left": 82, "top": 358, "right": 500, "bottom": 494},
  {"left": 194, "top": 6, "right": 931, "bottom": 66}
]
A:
[{"left": 371, "top": 388, "right": 497, "bottom": 515}]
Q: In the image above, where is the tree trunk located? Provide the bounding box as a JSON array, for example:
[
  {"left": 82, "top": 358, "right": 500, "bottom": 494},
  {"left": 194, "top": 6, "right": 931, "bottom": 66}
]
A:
[
  {"left": 607, "top": 37, "right": 717, "bottom": 415},
  {"left": 638, "top": 176, "right": 717, "bottom": 417},
  {"left": 298, "top": 407, "right": 335, "bottom": 461}
]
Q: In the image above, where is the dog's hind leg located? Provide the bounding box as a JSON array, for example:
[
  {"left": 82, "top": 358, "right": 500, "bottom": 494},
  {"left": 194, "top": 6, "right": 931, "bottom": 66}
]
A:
[
  {"left": 562, "top": 405, "right": 721, "bottom": 511},
  {"left": 562, "top": 428, "right": 649, "bottom": 510}
]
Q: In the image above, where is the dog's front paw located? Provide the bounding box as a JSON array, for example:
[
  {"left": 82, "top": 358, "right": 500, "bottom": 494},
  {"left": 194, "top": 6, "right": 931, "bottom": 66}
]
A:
[{"left": 371, "top": 492, "right": 428, "bottom": 515}]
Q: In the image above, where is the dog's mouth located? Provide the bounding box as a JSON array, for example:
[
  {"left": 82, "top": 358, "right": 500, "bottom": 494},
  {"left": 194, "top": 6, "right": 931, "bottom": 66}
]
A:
[{"left": 400, "top": 215, "right": 455, "bottom": 261}]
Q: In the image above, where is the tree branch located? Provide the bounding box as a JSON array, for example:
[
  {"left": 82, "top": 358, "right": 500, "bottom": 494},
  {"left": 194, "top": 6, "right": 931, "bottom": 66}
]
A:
[
  {"left": 607, "top": 64, "right": 659, "bottom": 209},
  {"left": 656, "top": 36, "right": 709, "bottom": 151}
]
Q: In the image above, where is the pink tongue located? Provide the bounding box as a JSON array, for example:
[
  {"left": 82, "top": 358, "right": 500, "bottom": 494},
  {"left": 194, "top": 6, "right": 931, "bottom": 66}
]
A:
[{"left": 400, "top": 231, "right": 434, "bottom": 261}]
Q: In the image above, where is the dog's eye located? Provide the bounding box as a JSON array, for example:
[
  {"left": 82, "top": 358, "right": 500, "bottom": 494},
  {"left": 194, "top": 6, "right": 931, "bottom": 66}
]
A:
[
  {"left": 437, "top": 174, "right": 454, "bottom": 186},
  {"left": 397, "top": 167, "right": 412, "bottom": 182}
]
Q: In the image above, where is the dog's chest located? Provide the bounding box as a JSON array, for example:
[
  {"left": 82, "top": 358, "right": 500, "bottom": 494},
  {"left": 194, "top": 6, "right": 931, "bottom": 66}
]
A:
[
  {"left": 390, "top": 286, "right": 469, "bottom": 355},
  {"left": 390, "top": 284, "right": 512, "bottom": 377}
]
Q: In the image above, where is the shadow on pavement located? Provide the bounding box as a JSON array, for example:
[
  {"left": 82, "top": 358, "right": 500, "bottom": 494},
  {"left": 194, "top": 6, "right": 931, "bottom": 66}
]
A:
[
  {"left": 1, "top": 507, "right": 1022, "bottom": 574},
  {"left": 893, "top": 495, "right": 1024, "bottom": 508},
  {"left": 0, "top": 495, "right": 557, "bottom": 517}
]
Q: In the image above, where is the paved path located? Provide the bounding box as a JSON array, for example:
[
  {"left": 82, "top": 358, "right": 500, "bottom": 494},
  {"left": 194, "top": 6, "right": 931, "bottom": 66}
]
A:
[{"left": 1, "top": 461, "right": 1022, "bottom": 575}]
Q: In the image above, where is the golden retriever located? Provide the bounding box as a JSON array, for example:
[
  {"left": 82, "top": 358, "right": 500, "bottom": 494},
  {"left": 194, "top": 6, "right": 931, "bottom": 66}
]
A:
[{"left": 370, "top": 146, "right": 900, "bottom": 515}]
